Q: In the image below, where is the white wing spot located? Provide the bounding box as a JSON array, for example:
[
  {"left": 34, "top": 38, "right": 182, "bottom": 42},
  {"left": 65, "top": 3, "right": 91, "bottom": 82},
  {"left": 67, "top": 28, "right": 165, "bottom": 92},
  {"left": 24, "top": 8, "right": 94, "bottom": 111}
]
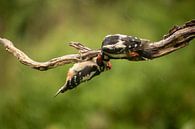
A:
[
  {"left": 115, "top": 40, "right": 126, "bottom": 49},
  {"left": 74, "top": 76, "right": 77, "bottom": 82}
]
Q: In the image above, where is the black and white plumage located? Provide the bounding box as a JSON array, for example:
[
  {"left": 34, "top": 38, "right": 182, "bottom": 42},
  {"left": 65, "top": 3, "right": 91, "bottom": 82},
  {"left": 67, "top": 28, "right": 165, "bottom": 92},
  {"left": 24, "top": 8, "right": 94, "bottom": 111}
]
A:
[
  {"left": 101, "top": 34, "right": 152, "bottom": 61},
  {"left": 55, "top": 34, "right": 151, "bottom": 96},
  {"left": 55, "top": 56, "right": 110, "bottom": 96}
]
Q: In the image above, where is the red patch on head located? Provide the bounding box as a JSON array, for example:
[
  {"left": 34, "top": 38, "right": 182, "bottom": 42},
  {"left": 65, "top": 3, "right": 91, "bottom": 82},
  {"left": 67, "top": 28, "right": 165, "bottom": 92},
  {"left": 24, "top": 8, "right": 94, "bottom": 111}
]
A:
[
  {"left": 129, "top": 52, "right": 139, "bottom": 57},
  {"left": 97, "top": 54, "right": 103, "bottom": 64},
  {"left": 106, "top": 61, "right": 112, "bottom": 70}
]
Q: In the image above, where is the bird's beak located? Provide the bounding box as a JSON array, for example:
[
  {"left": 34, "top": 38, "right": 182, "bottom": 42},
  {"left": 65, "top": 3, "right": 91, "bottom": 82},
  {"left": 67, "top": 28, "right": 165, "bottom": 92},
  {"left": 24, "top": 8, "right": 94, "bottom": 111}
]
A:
[
  {"left": 54, "top": 89, "right": 62, "bottom": 97},
  {"left": 54, "top": 84, "right": 68, "bottom": 97}
]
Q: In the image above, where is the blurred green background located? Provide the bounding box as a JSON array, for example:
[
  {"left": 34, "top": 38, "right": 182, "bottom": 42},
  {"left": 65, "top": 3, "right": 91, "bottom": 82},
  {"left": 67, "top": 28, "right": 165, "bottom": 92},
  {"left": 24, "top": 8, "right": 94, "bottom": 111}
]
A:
[{"left": 0, "top": 0, "right": 195, "bottom": 129}]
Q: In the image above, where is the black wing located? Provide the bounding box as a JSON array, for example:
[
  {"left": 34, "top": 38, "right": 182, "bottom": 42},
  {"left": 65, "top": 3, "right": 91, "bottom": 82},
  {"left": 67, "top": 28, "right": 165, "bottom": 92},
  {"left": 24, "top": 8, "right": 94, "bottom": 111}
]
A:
[
  {"left": 101, "top": 34, "right": 152, "bottom": 60},
  {"left": 55, "top": 61, "right": 101, "bottom": 96}
]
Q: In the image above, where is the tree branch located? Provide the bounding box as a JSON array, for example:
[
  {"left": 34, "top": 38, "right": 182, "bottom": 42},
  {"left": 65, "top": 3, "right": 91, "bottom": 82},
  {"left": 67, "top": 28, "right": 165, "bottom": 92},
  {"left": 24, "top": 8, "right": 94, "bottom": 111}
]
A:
[
  {"left": 144, "top": 20, "right": 195, "bottom": 59},
  {"left": 0, "top": 20, "right": 195, "bottom": 71},
  {"left": 0, "top": 38, "right": 100, "bottom": 71}
]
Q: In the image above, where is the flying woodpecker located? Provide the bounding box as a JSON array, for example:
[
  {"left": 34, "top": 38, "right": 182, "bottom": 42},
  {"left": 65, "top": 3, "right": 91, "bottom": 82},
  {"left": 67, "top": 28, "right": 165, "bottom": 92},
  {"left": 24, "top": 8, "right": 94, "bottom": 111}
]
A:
[
  {"left": 55, "top": 54, "right": 111, "bottom": 96},
  {"left": 101, "top": 34, "right": 152, "bottom": 61}
]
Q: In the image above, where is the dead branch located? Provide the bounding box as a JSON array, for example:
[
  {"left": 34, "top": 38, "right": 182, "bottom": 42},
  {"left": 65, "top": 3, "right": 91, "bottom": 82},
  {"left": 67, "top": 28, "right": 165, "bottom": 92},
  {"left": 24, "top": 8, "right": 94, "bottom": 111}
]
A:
[
  {"left": 0, "top": 20, "right": 195, "bottom": 71},
  {"left": 144, "top": 20, "right": 195, "bottom": 58},
  {"left": 0, "top": 38, "right": 100, "bottom": 71}
]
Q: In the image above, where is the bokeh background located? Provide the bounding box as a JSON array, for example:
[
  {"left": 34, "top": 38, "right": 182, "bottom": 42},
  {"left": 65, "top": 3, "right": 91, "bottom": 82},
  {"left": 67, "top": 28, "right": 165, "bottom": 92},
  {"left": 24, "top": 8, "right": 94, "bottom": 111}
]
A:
[{"left": 0, "top": 0, "right": 195, "bottom": 129}]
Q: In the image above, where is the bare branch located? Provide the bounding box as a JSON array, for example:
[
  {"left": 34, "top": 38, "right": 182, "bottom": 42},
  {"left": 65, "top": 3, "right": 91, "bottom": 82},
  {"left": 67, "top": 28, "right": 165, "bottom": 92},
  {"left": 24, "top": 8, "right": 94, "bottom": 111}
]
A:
[
  {"left": 0, "top": 38, "right": 100, "bottom": 71},
  {"left": 144, "top": 20, "right": 195, "bottom": 59},
  {"left": 0, "top": 20, "right": 195, "bottom": 71},
  {"left": 69, "top": 42, "right": 92, "bottom": 53}
]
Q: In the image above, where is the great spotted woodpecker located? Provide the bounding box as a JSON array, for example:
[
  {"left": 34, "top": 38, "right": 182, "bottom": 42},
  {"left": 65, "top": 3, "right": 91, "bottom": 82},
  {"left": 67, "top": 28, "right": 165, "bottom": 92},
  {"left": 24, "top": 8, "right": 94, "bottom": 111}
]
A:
[
  {"left": 101, "top": 34, "right": 152, "bottom": 61},
  {"left": 55, "top": 54, "right": 111, "bottom": 96}
]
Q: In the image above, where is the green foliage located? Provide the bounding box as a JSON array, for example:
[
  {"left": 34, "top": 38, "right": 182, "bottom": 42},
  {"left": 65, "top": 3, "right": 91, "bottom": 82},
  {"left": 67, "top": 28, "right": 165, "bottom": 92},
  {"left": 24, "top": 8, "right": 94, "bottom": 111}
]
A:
[{"left": 0, "top": 0, "right": 195, "bottom": 129}]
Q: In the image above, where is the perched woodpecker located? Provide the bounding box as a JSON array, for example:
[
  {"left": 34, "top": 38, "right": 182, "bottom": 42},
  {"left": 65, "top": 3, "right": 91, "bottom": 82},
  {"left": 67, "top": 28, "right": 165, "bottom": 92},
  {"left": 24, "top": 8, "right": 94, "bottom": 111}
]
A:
[
  {"left": 55, "top": 54, "right": 111, "bottom": 96},
  {"left": 101, "top": 34, "right": 152, "bottom": 61}
]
